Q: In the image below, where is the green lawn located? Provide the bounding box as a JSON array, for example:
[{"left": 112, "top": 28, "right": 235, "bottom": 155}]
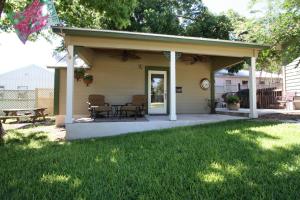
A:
[{"left": 1, "top": 120, "right": 300, "bottom": 199}]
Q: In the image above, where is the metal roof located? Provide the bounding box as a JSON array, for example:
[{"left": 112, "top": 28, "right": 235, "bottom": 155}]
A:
[{"left": 52, "top": 26, "right": 268, "bottom": 49}]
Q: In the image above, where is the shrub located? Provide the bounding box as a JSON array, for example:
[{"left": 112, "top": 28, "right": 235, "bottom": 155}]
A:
[{"left": 226, "top": 95, "right": 240, "bottom": 104}]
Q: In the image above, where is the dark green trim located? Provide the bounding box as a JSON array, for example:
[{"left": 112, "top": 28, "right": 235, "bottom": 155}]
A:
[
  {"left": 145, "top": 66, "right": 170, "bottom": 115},
  {"left": 210, "top": 71, "right": 216, "bottom": 114},
  {"left": 52, "top": 27, "right": 269, "bottom": 49},
  {"left": 54, "top": 69, "right": 60, "bottom": 115}
]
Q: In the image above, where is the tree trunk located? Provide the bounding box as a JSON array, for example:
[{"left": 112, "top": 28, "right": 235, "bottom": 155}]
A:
[
  {"left": 0, "top": 120, "right": 5, "bottom": 139},
  {"left": 0, "top": 0, "right": 6, "bottom": 19}
]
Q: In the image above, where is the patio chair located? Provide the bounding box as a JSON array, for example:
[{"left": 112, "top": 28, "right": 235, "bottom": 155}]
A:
[
  {"left": 274, "top": 91, "right": 296, "bottom": 109},
  {"left": 87, "top": 95, "right": 112, "bottom": 119},
  {"left": 120, "top": 95, "right": 147, "bottom": 119}
]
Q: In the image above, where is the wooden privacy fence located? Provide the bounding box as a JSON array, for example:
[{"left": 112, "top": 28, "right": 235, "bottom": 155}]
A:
[
  {"left": 35, "top": 88, "right": 54, "bottom": 114},
  {"left": 236, "top": 88, "right": 282, "bottom": 109}
]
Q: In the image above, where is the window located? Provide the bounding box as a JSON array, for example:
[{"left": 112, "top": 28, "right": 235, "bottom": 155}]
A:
[
  {"left": 225, "top": 80, "right": 231, "bottom": 85},
  {"left": 242, "top": 81, "right": 248, "bottom": 85},
  {"left": 259, "top": 81, "right": 265, "bottom": 85},
  {"left": 17, "top": 86, "right": 28, "bottom": 99},
  {"left": 17, "top": 86, "right": 28, "bottom": 90}
]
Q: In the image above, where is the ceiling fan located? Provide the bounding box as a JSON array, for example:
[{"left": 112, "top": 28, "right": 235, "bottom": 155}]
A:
[
  {"left": 109, "top": 50, "right": 141, "bottom": 62},
  {"left": 180, "top": 54, "right": 210, "bottom": 64}
]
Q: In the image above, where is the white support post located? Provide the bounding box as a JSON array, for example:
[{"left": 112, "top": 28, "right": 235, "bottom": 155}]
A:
[
  {"left": 169, "top": 51, "right": 177, "bottom": 121},
  {"left": 249, "top": 57, "right": 258, "bottom": 118},
  {"left": 65, "top": 45, "right": 75, "bottom": 124}
]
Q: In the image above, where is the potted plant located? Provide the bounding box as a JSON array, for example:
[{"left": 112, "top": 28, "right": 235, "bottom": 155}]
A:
[
  {"left": 74, "top": 68, "right": 86, "bottom": 81},
  {"left": 226, "top": 95, "right": 240, "bottom": 110},
  {"left": 83, "top": 74, "right": 93, "bottom": 86}
]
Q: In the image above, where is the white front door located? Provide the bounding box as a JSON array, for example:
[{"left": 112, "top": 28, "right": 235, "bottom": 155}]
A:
[{"left": 148, "top": 70, "right": 167, "bottom": 114}]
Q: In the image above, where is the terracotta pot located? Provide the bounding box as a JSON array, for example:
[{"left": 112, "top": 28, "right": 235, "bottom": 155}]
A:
[
  {"left": 227, "top": 102, "right": 240, "bottom": 111},
  {"left": 83, "top": 79, "right": 93, "bottom": 86}
]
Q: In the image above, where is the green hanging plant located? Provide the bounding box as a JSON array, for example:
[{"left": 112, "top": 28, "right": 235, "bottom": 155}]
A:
[
  {"left": 74, "top": 68, "right": 86, "bottom": 81},
  {"left": 83, "top": 74, "right": 93, "bottom": 86}
]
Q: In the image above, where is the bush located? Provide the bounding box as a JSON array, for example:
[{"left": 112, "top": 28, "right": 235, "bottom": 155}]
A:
[{"left": 226, "top": 95, "right": 240, "bottom": 104}]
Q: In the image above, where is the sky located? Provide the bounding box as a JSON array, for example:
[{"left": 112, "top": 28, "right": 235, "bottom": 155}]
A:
[
  {"left": 203, "top": 0, "right": 253, "bottom": 17},
  {"left": 0, "top": 32, "right": 60, "bottom": 74},
  {"left": 0, "top": 0, "right": 255, "bottom": 74}
]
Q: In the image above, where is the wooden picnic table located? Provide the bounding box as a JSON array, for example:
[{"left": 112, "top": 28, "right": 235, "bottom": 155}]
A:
[{"left": 0, "top": 108, "right": 48, "bottom": 123}]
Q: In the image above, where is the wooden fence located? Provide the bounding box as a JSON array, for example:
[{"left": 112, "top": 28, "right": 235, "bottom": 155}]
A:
[{"left": 236, "top": 88, "right": 282, "bottom": 109}]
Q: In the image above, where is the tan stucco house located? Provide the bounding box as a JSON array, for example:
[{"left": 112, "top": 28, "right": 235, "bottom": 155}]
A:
[{"left": 51, "top": 27, "right": 266, "bottom": 139}]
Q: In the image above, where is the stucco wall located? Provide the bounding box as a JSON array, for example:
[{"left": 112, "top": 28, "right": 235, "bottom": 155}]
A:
[{"left": 58, "top": 52, "right": 212, "bottom": 116}]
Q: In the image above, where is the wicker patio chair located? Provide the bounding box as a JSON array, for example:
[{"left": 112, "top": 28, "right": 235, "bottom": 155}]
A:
[
  {"left": 87, "top": 95, "right": 112, "bottom": 119},
  {"left": 120, "top": 95, "right": 147, "bottom": 119}
]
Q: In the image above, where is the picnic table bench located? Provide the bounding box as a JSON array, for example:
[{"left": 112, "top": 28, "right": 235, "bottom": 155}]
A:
[{"left": 0, "top": 108, "right": 48, "bottom": 123}]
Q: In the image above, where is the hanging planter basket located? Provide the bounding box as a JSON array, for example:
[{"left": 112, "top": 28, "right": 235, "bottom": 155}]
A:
[
  {"left": 83, "top": 74, "right": 93, "bottom": 86},
  {"left": 74, "top": 68, "right": 86, "bottom": 81}
]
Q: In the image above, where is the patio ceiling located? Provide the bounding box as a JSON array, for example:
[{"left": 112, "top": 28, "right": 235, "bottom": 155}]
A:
[{"left": 75, "top": 46, "right": 245, "bottom": 71}]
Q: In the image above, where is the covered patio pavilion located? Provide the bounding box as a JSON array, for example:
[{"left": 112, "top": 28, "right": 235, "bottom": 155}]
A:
[{"left": 52, "top": 27, "right": 266, "bottom": 139}]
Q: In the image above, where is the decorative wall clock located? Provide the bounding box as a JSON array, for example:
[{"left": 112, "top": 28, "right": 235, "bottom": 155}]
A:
[{"left": 200, "top": 78, "right": 210, "bottom": 90}]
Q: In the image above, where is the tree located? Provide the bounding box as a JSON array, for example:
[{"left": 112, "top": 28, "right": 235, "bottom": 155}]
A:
[
  {"left": 102, "top": 0, "right": 207, "bottom": 36},
  {"left": 185, "top": 10, "right": 233, "bottom": 39},
  {"left": 228, "top": 0, "right": 300, "bottom": 72},
  {"left": 0, "top": 0, "right": 137, "bottom": 31},
  {"left": 0, "top": 120, "right": 4, "bottom": 140}
]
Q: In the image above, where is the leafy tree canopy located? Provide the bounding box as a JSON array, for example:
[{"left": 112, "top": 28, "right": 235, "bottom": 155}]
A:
[
  {"left": 1, "top": 0, "right": 233, "bottom": 40},
  {"left": 0, "top": 0, "right": 137, "bottom": 31},
  {"left": 228, "top": 0, "right": 300, "bottom": 72}
]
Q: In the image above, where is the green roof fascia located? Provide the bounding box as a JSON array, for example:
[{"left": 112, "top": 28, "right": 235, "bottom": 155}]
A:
[{"left": 52, "top": 26, "right": 269, "bottom": 50}]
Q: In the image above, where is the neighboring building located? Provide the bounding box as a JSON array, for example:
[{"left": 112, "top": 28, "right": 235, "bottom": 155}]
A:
[
  {"left": 0, "top": 65, "right": 54, "bottom": 90},
  {"left": 215, "top": 69, "right": 283, "bottom": 99},
  {"left": 51, "top": 26, "right": 265, "bottom": 139},
  {"left": 283, "top": 57, "right": 300, "bottom": 96},
  {"left": 0, "top": 65, "right": 54, "bottom": 114}
]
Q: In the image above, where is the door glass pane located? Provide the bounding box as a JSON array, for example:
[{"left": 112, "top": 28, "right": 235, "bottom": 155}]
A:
[{"left": 150, "top": 74, "right": 164, "bottom": 111}]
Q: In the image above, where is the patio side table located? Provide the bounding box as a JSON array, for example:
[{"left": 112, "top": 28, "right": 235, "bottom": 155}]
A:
[{"left": 111, "top": 105, "right": 124, "bottom": 118}]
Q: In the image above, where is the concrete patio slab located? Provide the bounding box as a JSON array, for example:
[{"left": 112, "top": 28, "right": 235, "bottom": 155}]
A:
[
  {"left": 216, "top": 108, "right": 300, "bottom": 117},
  {"left": 66, "top": 114, "right": 246, "bottom": 140}
]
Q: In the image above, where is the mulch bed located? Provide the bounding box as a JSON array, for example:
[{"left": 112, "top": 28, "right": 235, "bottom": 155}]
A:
[{"left": 259, "top": 113, "right": 300, "bottom": 121}]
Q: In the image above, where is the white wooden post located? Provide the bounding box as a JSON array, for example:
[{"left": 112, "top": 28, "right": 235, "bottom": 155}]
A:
[
  {"left": 169, "top": 51, "right": 177, "bottom": 121},
  {"left": 65, "top": 45, "right": 74, "bottom": 123},
  {"left": 249, "top": 57, "right": 258, "bottom": 118}
]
